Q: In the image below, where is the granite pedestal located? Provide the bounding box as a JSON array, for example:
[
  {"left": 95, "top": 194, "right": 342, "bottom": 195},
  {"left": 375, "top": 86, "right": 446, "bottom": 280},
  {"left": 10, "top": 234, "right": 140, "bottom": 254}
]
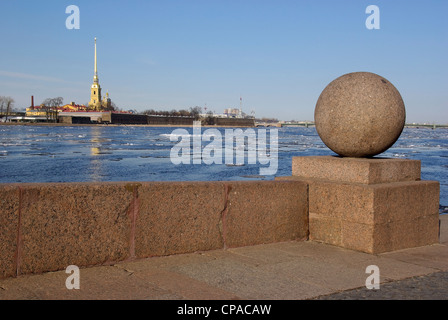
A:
[{"left": 280, "top": 156, "right": 440, "bottom": 254}]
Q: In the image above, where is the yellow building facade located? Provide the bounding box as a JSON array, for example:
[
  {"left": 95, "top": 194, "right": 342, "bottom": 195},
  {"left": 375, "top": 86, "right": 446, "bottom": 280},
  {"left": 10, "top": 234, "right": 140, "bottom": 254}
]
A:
[{"left": 25, "top": 107, "right": 47, "bottom": 117}]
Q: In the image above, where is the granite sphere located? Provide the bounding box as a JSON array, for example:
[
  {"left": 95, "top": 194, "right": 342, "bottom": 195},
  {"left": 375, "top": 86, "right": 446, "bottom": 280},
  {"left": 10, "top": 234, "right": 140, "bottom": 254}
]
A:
[{"left": 314, "top": 72, "right": 406, "bottom": 157}]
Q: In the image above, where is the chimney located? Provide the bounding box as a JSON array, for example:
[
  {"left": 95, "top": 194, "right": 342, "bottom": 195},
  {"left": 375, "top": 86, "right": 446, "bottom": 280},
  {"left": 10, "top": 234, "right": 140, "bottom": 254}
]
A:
[{"left": 31, "top": 96, "right": 34, "bottom": 108}]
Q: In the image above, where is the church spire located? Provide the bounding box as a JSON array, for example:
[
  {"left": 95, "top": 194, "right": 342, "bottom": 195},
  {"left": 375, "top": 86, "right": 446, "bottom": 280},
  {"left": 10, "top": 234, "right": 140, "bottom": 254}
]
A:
[
  {"left": 89, "top": 37, "right": 102, "bottom": 110},
  {"left": 93, "top": 37, "right": 98, "bottom": 83}
]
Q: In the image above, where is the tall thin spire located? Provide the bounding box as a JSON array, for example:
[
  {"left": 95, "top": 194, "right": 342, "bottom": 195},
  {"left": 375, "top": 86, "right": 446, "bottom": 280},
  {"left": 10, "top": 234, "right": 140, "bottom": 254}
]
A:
[
  {"left": 89, "top": 37, "right": 102, "bottom": 110},
  {"left": 93, "top": 37, "right": 98, "bottom": 83}
]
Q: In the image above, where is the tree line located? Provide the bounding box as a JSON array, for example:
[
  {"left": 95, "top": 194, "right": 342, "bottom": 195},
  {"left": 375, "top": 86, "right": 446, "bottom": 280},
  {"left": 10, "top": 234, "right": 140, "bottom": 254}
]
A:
[
  {"left": 141, "top": 106, "right": 205, "bottom": 120},
  {"left": 256, "top": 117, "right": 279, "bottom": 123}
]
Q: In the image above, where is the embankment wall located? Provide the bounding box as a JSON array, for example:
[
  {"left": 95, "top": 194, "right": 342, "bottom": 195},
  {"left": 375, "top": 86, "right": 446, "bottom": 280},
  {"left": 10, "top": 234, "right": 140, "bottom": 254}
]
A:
[{"left": 0, "top": 180, "right": 308, "bottom": 279}]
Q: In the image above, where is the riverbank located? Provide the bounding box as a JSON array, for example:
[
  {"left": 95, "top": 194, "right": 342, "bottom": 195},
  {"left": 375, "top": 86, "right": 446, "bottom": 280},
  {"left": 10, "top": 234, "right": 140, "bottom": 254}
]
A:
[{"left": 0, "top": 122, "right": 255, "bottom": 128}]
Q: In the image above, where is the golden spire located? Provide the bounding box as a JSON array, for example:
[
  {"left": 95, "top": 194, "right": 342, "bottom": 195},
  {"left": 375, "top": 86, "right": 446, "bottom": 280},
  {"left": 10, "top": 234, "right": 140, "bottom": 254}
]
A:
[
  {"left": 89, "top": 37, "right": 102, "bottom": 110},
  {"left": 93, "top": 37, "right": 98, "bottom": 83}
]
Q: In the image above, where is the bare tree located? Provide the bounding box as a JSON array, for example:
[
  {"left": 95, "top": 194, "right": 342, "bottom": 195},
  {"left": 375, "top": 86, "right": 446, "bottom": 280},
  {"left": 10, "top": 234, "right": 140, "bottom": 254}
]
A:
[
  {"left": 0, "top": 96, "right": 5, "bottom": 118},
  {"left": 170, "top": 109, "right": 180, "bottom": 117},
  {"left": 203, "top": 110, "right": 215, "bottom": 125},
  {"left": 0, "top": 96, "right": 15, "bottom": 122},
  {"left": 179, "top": 109, "right": 190, "bottom": 117},
  {"left": 189, "top": 106, "right": 203, "bottom": 120},
  {"left": 42, "top": 98, "right": 52, "bottom": 122},
  {"left": 0, "top": 96, "right": 5, "bottom": 122},
  {"left": 142, "top": 109, "right": 155, "bottom": 116},
  {"left": 42, "top": 97, "right": 63, "bottom": 122},
  {"left": 53, "top": 97, "right": 63, "bottom": 107}
]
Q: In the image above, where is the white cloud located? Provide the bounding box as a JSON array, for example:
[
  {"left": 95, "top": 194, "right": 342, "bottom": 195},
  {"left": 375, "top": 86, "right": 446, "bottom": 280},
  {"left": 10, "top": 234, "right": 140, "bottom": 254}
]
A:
[
  {"left": 0, "top": 70, "right": 62, "bottom": 82},
  {"left": 0, "top": 70, "right": 84, "bottom": 86}
]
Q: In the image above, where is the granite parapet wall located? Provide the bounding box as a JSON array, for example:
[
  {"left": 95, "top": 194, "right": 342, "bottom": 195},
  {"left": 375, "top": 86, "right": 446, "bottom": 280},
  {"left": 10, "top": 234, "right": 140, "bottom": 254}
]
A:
[
  {"left": 0, "top": 180, "right": 308, "bottom": 279},
  {"left": 277, "top": 156, "right": 440, "bottom": 254}
]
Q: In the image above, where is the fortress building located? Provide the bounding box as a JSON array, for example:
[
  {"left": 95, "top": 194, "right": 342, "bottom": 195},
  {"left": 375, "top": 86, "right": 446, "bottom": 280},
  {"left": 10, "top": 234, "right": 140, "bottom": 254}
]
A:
[{"left": 88, "top": 38, "right": 111, "bottom": 111}]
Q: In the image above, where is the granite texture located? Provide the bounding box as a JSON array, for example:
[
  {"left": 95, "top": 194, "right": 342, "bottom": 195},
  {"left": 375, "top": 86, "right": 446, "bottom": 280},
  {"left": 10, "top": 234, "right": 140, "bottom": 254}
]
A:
[
  {"left": 0, "top": 185, "right": 20, "bottom": 279},
  {"left": 314, "top": 72, "right": 406, "bottom": 157},
  {"left": 280, "top": 156, "right": 440, "bottom": 254},
  {"left": 224, "top": 181, "right": 309, "bottom": 248},
  {"left": 308, "top": 180, "right": 440, "bottom": 254},
  {"left": 0, "top": 180, "right": 309, "bottom": 279},
  {"left": 135, "top": 180, "right": 308, "bottom": 257},
  {"left": 135, "top": 182, "right": 225, "bottom": 258},
  {"left": 292, "top": 156, "right": 421, "bottom": 184},
  {"left": 18, "top": 183, "right": 134, "bottom": 275}
]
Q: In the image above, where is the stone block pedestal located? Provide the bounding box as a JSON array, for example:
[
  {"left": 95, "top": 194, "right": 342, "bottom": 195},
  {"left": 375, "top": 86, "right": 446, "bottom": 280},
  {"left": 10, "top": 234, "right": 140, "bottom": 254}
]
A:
[{"left": 283, "top": 156, "right": 440, "bottom": 254}]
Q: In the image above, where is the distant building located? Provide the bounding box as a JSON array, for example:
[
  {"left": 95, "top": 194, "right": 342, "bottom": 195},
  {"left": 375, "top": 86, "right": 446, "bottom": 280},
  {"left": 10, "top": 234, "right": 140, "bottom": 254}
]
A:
[
  {"left": 26, "top": 102, "right": 89, "bottom": 117},
  {"left": 25, "top": 105, "right": 47, "bottom": 117},
  {"left": 61, "top": 102, "right": 88, "bottom": 112},
  {"left": 224, "top": 108, "right": 243, "bottom": 118}
]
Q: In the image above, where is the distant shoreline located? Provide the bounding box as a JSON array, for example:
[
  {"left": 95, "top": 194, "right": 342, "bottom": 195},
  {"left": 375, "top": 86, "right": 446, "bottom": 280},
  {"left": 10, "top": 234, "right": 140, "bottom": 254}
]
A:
[
  {"left": 1, "top": 122, "right": 446, "bottom": 129},
  {"left": 0, "top": 122, "right": 255, "bottom": 128}
]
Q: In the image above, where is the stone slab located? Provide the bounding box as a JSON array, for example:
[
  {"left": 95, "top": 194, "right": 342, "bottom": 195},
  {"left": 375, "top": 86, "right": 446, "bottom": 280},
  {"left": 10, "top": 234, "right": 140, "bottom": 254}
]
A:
[
  {"left": 166, "top": 250, "right": 332, "bottom": 300},
  {"left": 441, "top": 215, "right": 448, "bottom": 244},
  {"left": 308, "top": 180, "right": 439, "bottom": 225},
  {"left": 292, "top": 156, "right": 421, "bottom": 184},
  {"left": 17, "top": 182, "right": 134, "bottom": 275},
  {"left": 307, "top": 179, "right": 440, "bottom": 254},
  {"left": 135, "top": 180, "right": 309, "bottom": 257},
  {"left": 308, "top": 181, "right": 374, "bottom": 223},
  {"left": 380, "top": 243, "right": 448, "bottom": 271},
  {"left": 132, "top": 268, "right": 240, "bottom": 300},
  {"left": 224, "top": 181, "right": 308, "bottom": 248},
  {"left": 1, "top": 238, "right": 446, "bottom": 300},
  {"left": 1, "top": 180, "right": 310, "bottom": 279},
  {"left": 340, "top": 218, "right": 438, "bottom": 254},
  {"left": 308, "top": 214, "right": 342, "bottom": 246},
  {"left": 135, "top": 182, "right": 225, "bottom": 258},
  {"left": 0, "top": 185, "right": 20, "bottom": 279}
]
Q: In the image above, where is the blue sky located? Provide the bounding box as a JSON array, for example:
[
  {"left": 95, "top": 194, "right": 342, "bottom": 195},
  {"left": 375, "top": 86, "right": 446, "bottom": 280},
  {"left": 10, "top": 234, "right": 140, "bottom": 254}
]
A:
[{"left": 0, "top": 0, "right": 447, "bottom": 123}]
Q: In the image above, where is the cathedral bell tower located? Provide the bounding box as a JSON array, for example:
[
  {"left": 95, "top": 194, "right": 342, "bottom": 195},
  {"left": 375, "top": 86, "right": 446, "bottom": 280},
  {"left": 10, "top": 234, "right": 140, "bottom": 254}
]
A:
[{"left": 89, "top": 38, "right": 102, "bottom": 111}]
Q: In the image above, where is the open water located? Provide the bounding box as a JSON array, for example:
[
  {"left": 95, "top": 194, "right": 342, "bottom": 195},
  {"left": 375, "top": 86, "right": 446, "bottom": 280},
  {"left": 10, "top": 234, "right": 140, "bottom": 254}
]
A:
[{"left": 0, "top": 125, "right": 447, "bottom": 207}]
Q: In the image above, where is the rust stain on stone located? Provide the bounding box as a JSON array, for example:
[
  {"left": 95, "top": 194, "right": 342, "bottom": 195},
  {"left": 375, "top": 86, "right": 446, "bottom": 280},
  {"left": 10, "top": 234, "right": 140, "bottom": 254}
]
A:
[{"left": 219, "top": 184, "right": 232, "bottom": 249}]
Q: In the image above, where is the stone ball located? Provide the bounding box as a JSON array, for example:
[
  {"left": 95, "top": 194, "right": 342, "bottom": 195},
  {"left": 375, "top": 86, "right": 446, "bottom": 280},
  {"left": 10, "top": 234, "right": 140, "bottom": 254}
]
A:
[{"left": 314, "top": 72, "right": 406, "bottom": 157}]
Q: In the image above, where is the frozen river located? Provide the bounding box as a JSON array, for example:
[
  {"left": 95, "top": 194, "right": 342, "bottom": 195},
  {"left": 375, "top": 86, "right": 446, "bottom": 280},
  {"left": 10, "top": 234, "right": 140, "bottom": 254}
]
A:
[{"left": 0, "top": 125, "right": 447, "bottom": 207}]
